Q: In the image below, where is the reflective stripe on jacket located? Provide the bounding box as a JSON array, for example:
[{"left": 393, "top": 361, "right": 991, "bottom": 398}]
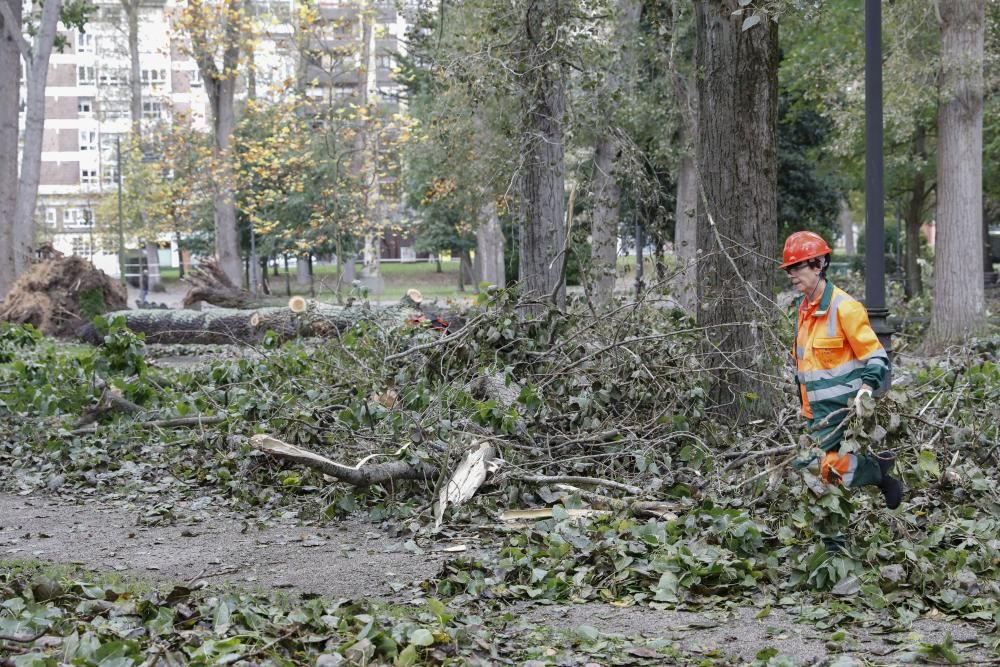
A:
[{"left": 794, "top": 281, "right": 889, "bottom": 449}]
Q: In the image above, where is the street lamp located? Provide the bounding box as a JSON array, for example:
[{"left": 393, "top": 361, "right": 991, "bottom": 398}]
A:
[{"left": 864, "top": 0, "right": 893, "bottom": 370}]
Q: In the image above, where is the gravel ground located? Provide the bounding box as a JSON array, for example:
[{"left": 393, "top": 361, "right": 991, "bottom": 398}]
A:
[{"left": 1, "top": 492, "right": 995, "bottom": 664}]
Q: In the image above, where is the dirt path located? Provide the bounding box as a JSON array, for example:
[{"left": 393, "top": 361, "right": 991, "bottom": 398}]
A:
[
  {"left": 0, "top": 492, "right": 452, "bottom": 600},
  {"left": 1, "top": 492, "right": 994, "bottom": 664}
]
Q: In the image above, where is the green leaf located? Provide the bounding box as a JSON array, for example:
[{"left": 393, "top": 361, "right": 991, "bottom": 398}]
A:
[
  {"left": 918, "top": 450, "right": 940, "bottom": 477},
  {"left": 408, "top": 628, "right": 434, "bottom": 647},
  {"left": 395, "top": 644, "right": 419, "bottom": 666}
]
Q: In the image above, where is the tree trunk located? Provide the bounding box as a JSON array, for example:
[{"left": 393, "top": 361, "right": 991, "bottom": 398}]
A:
[
  {"left": 837, "top": 199, "right": 855, "bottom": 256},
  {"left": 145, "top": 240, "right": 162, "bottom": 287},
  {"left": 673, "top": 72, "right": 699, "bottom": 314},
  {"left": 458, "top": 248, "right": 475, "bottom": 291},
  {"left": 903, "top": 124, "right": 928, "bottom": 299},
  {"left": 78, "top": 303, "right": 420, "bottom": 346},
  {"left": 11, "top": 0, "right": 63, "bottom": 281},
  {"left": 694, "top": 1, "right": 779, "bottom": 418},
  {"left": 297, "top": 255, "right": 310, "bottom": 285},
  {"left": 189, "top": 0, "right": 244, "bottom": 287},
  {"left": 928, "top": 0, "right": 986, "bottom": 345},
  {"left": 517, "top": 0, "right": 568, "bottom": 311},
  {"left": 0, "top": 0, "right": 23, "bottom": 299},
  {"left": 588, "top": 0, "right": 643, "bottom": 310},
  {"left": 213, "top": 77, "right": 242, "bottom": 287},
  {"left": 590, "top": 134, "right": 620, "bottom": 309},
  {"left": 476, "top": 200, "right": 506, "bottom": 287},
  {"left": 124, "top": 0, "right": 141, "bottom": 135}
]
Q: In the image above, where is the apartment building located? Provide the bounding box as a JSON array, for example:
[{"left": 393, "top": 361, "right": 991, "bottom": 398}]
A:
[{"left": 25, "top": 0, "right": 411, "bottom": 278}]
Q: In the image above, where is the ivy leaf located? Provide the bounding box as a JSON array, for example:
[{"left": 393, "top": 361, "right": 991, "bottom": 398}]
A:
[{"left": 742, "top": 14, "right": 762, "bottom": 31}]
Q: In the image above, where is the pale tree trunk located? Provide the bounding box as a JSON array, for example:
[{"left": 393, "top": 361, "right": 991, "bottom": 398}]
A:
[
  {"left": 903, "top": 124, "right": 928, "bottom": 299},
  {"left": 673, "top": 75, "right": 698, "bottom": 314},
  {"left": 694, "top": 1, "right": 779, "bottom": 418},
  {"left": 458, "top": 248, "right": 475, "bottom": 291},
  {"left": 297, "top": 255, "right": 310, "bottom": 285},
  {"left": 356, "top": 10, "right": 377, "bottom": 270},
  {"left": 837, "top": 199, "right": 854, "bottom": 256},
  {"left": 0, "top": 0, "right": 23, "bottom": 298},
  {"left": 590, "top": 135, "right": 620, "bottom": 309},
  {"left": 123, "top": 0, "right": 161, "bottom": 288},
  {"left": 6, "top": 0, "right": 62, "bottom": 283},
  {"left": 189, "top": 0, "right": 244, "bottom": 287},
  {"left": 476, "top": 199, "right": 505, "bottom": 287},
  {"left": 588, "top": 0, "right": 643, "bottom": 310},
  {"left": 517, "top": 0, "right": 568, "bottom": 310},
  {"left": 928, "top": 0, "right": 985, "bottom": 345}
]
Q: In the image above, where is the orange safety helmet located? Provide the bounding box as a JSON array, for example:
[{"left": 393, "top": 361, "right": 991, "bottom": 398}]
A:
[{"left": 780, "top": 231, "right": 832, "bottom": 269}]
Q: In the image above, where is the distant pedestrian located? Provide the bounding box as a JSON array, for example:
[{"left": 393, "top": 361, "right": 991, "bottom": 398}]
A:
[{"left": 140, "top": 268, "right": 149, "bottom": 304}]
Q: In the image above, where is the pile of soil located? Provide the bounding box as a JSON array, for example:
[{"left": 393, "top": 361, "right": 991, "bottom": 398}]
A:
[{"left": 0, "top": 256, "right": 127, "bottom": 337}]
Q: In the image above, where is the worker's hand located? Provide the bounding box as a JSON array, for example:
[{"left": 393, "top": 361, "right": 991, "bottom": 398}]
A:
[{"left": 854, "top": 385, "right": 875, "bottom": 419}]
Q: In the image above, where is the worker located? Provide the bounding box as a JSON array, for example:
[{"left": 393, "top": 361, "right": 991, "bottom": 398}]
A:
[{"left": 782, "top": 232, "right": 903, "bottom": 549}]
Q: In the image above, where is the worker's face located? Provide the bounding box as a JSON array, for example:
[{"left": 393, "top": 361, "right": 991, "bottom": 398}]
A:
[{"left": 786, "top": 261, "right": 823, "bottom": 296}]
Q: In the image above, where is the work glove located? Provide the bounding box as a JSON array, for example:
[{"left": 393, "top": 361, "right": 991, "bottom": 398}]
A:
[{"left": 854, "top": 386, "right": 875, "bottom": 419}]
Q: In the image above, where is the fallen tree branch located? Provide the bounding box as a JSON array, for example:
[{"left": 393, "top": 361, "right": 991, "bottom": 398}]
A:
[
  {"left": 70, "top": 414, "right": 226, "bottom": 435},
  {"left": 550, "top": 484, "right": 680, "bottom": 520},
  {"left": 0, "top": 628, "right": 48, "bottom": 643},
  {"left": 251, "top": 434, "right": 438, "bottom": 487},
  {"left": 515, "top": 474, "right": 644, "bottom": 497}
]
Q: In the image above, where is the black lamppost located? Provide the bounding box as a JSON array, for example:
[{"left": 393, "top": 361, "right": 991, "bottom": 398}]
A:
[{"left": 864, "top": 0, "right": 893, "bottom": 358}]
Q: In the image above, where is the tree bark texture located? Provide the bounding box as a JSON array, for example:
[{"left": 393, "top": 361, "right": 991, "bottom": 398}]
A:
[
  {"left": 124, "top": 0, "right": 141, "bottom": 135},
  {"left": 928, "top": 0, "right": 985, "bottom": 344},
  {"left": 0, "top": 0, "right": 23, "bottom": 299},
  {"left": 476, "top": 200, "right": 506, "bottom": 287},
  {"left": 190, "top": 0, "right": 244, "bottom": 288},
  {"left": 588, "top": 0, "right": 644, "bottom": 310},
  {"left": 673, "top": 75, "right": 699, "bottom": 314},
  {"left": 694, "top": 1, "right": 779, "bottom": 417},
  {"left": 517, "top": 0, "right": 568, "bottom": 310},
  {"left": 77, "top": 303, "right": 418, "bottom": 346},
  {"left": 590, "top": 134, "right": 621, "bottom": 310},
  {"left": 297, "top": 256, "right": 310, "bottom": 285},
  {"left": 904, "top": 124, "right": 928, "bottom": 299},
  {"left": 10, "top": 0, "right": 62, "bottom": 283},
  {"left": 837, "top": 199, "right": 854, "bottom": 256}
]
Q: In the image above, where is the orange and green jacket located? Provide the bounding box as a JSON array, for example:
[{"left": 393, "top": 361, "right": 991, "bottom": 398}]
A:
[{"left": 794, "top": 281, "right": 889, "bottom": 450}]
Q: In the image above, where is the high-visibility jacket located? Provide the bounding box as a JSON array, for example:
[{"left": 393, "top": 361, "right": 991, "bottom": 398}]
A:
[{"left": 794, "top": 281, "right": 889, "bottom": 451}]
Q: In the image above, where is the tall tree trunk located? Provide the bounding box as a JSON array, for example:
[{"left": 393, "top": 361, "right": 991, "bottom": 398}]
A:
[
  {"left": 189, "top": 0, "right": 244, "bottom": 287},
  {"left": 589, "top": 0, "right": 643, "bottom": 310},
  {"left": 0, "top": 0, "right": 23, "bottom": 298},
  {"left": 694, "top": 1, "right": 779, "bottom": 418},
  {"left": 297, "top": 255, "right": 310, "bottom": 285},
  {"left": 928, "top": 0, "right": 985, "bottom": 345},
  {"left": 903, "top": 124, "right": 928, "bottom": 299},
  {"left": 590, "top": 134, "right": 621, "bottom": 309},
  {"left": 458, "top": 248, "right": 475, "bottom": 291},
  {"left": 517, "top": 0, "right": 568, "bottom": 311},
  {"left": 123, "top": 0, "right": 162, "bottom": 288},
  {"left": 7, "top": 0, "right": 62, "bottom": 282},
  {"left": 673, "top": 74, "right": 698, "bottom": 314},
  {"left": 476, "top": 199, "right": 505, "bottom": 287},
  {"left": 837, "top": 199, "right": 855, "bottom": 256}
]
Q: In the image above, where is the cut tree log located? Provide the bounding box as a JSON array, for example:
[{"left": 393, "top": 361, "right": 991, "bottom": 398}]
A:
[
  {"left": 250, "top": 434, "right": 438, "bottom": 487},
  {"left": 78, "top": 301, "right": 421, "bottom": 345},
  {"left": 182, "top": 258, "right": 256, "bottom": 309}
]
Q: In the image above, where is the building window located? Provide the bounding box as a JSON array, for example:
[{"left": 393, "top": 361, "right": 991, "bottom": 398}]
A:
[
  {"left": 71, "top": 236, "right": 91, "bottom": 257},
  {"left": 102, "top": 165, "right": 119, "bottom": 185},
  {"left": 141, "top": 69, "right": 168, "bottom": 85},
  {"left": 76, "top": 32, "right": 95, "bottom": 54},
  {"left": 78, "top": 66, "right": 96, "bottom": 85},
  {"left": 79, "top": 130, "right": 97, "bottom": 151},
  {"left": 65, "top": 208, "right": 94, "bottom": 228},
  {"left": 189, "top": 71, "right": 202, "bottom": 88},
  {"left": 80, "top": 169, "right": 98, "bottom": 186},
  {"left": 333, "top": 85, "right": 355, "bottom": 99},
  {"left": 376, "top": 54, "right": 394, "bottom": 70},
  {"left": 142, "top": 100, "right": 163, "bottom": 119},
  {"left": 78, "top": 97, "right": 93, "bottom": 114},
  {"left": 100, "top": 133, "right": 123, "bottom": 151},
  {"left": 44, "top": 208, "right": 57, "bottom": 227}
]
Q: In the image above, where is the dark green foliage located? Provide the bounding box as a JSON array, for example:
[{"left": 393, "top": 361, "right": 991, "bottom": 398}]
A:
[{"left": 777, "top": 91, "right": 842, "bottom": 243}]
